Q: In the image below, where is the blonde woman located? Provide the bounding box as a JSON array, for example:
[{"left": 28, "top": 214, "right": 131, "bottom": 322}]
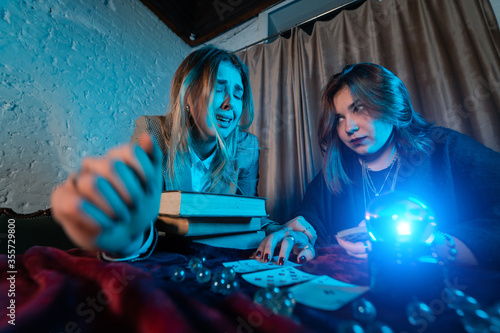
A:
[{"left": 51, "top": 46, "right": 259, "bottom": 260}]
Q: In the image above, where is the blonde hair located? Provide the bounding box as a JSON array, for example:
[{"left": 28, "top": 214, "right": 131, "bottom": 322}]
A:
[{"left": 165, "top": 46, "right": 254, "bottom": 191}]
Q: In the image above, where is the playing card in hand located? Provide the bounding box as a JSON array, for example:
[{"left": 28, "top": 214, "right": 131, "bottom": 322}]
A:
[{"left": 336, "top": 226, "right": 370, "bottom": 243}]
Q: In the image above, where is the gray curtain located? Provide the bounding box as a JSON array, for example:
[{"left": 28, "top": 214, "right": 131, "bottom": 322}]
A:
[{"left": 237, "top": 0, "right": 500, "bottom": 223}]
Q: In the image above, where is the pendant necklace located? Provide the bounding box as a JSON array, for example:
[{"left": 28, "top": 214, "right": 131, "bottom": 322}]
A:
[{"left": 362, "top": 152, "right": 402, "bottom": 212}]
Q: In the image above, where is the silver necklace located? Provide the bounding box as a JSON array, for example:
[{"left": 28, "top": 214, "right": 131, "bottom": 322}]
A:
[{"left": 362, "top": 152, "right": 401, "bottom": 212}]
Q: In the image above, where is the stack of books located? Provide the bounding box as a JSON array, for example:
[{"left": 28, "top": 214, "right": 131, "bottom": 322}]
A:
[{"left": 155, "top": 191, "right": 268, "bottom": 249}]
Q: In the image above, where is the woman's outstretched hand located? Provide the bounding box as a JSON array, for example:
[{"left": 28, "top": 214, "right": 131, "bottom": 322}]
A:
[
  {"left": 252, "top": 216, "right": 317, "bottom": 264},
  {"left": 51, "top": 133, "right": 163, "bottom": 256}
]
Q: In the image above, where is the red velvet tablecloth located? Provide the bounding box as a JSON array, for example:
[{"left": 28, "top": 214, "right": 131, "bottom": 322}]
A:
[{"left": 1, "top": 243, "right": 498, "bottom": 333}]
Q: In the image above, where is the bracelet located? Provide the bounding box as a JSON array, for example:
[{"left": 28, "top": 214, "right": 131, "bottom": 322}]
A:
[{"left": 432, "top": 232, "right": 457, "bottom": 265}]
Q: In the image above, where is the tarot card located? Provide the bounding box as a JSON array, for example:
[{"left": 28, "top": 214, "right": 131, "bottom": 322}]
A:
[
  {"left": 289, "top": 275, "right": 369, "bottom": 311},
  {"left": 241, "top": 266, "right": 317, "bottom": 288}
]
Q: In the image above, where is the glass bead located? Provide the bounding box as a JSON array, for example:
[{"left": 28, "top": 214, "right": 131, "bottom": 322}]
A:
[
  {"left": 189, "top": 257, "right": 204, "bottom": 272},
  {"left": 254, "top": 288, "right": 276, "bottom": 310},
  {"left": 274, "top": 297, "right": 295, "bottom": 317},
  {"left": 337, "top": 320, "right": 365, "bottom": 333},
  {"left": 221, "top": 267, "right": 236, "bottom": 281},
  {"left": 222, "top": 280, "right": 240, "bottom": 295},
  {"left": 267, "top": 286, "right": 281, "bottom": 300},
  {"left": 352, "top": 298, "right": 377, "bottom": 323},
  {"left": 276, "top": 289, "right": 296, "bottom": 308},
  {"left": 460, "top": 309, "right": 492, "bottom": 333},
  {"left": 254, "top": 288, "right": 271, "bottom": 303},
  {"left": 188, "top": 257, "right": 201, "bottom": 268},
  {"left": 210, "top": 276, "right": 226, "bottom": 294},
  {"left": 195, "top": 267, "right": 212, "bottom": 284},
  {"left": 268, "top": 289, "right": 296, "bottom": 317},
  {"left": 406, "top": 299, "right": 435, "bottom": 326},
  {"left": 171, "top": 266, "right": 186, "bottom": 282},
  {"left": 192, "top": 262, "right": 204, "bottom": 273},
  {"left": 212, "top": 270, "right": 225, "bottom": 283},
  {"left": 365, "top": 321, "right": 394, "bottom": 333}
]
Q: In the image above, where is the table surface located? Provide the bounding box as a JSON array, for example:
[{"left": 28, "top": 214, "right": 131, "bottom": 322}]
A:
[{"left": 1, "top": 236, "right": 499, "bottom": 333}]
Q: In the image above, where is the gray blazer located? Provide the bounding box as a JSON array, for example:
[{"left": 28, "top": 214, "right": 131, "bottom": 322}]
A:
[{"left": 130, "top": 115, "right": 260, "bottom": 196}]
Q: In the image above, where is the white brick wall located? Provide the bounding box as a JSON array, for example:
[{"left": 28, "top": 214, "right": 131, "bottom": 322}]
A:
[
  {"left": 0, "top": 0, "right": 190, "bottom": 213},
  {"left": 1, "top": 0, "right": 499, "bottom": 213}
]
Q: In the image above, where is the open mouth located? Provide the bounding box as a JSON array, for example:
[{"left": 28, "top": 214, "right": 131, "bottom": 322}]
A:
[
  {"left": 350, "top": 137, "right": 366, "bottom": 145},
  {"left": 216, "top": 114, "right": 233, "bottom": 128}
]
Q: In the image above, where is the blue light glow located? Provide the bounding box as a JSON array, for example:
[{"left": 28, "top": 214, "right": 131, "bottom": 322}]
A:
[
  {"left": 476, "top": 309, "right": 489, "bottom": 319},
  {"left": 424, "top": 233, "right": 435, "bottom": 244},
  {"left": 365, "top": 192, "right": 437, "bottom": 243},
  {"left": 397, "top": 221, "right": 412, "bottom": 235},
  {"left": 408, "top": 196, "right": 428, "bottom": 209},
  {"left": 418, "top": 256, "right": 439, "bottom": 264}
]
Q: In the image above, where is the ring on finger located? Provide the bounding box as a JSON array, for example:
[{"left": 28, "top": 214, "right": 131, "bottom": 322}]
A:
[
  {"left": 285, "top": 234, "right": 296, "bottom": 243},
  {"left": 303, "top": 244, "right": 315, "bottom": 254}
]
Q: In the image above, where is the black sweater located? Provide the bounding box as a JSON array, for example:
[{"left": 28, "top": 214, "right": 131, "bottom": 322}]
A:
[{"left": 292, "top": 127, "right": 500, "bottom": 268}]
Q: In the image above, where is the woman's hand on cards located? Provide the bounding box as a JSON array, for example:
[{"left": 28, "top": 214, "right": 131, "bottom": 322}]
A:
[{"left": 252, "top": 216, "right": 317, "bottom": 264}]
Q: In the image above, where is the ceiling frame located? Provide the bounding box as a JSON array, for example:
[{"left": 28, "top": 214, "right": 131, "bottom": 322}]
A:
[{"left": 140, "top": 0, "right": 283, "bottom": 47}]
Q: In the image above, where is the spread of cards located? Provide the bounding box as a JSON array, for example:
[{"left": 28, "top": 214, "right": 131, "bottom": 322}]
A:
[{"left": 222, "top": 257, "right": 369, "bottom": 311}]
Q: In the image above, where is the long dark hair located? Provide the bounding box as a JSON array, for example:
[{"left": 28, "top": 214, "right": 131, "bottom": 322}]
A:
[{"left": 318, "top": 63, "right": 433, "bottom": 194}]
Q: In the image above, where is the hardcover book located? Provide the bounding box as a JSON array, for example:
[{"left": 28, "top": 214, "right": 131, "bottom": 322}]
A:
[
  {"left": 156, "top": 216, "right": 262, "bottom": 237},
  {"left": 159, "top": 191, "right": 267, "bottom": 217}
]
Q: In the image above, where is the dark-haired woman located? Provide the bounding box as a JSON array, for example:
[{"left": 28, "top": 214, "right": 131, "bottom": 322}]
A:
[{"left": 256, "top": 63, "right": 500, "bottom": 268}]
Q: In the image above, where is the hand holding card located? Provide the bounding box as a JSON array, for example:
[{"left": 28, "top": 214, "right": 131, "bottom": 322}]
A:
[{"left": 336, "top": 226, "right": 370, "bottom": 243}]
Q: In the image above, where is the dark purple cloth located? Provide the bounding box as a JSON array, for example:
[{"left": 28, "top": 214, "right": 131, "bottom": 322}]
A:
[
  {"left": 2, "top": 243, "right": 499, "bottom": 333},
  {"left": 0, "top": 245, "right": 309, "bottom": 333}
]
